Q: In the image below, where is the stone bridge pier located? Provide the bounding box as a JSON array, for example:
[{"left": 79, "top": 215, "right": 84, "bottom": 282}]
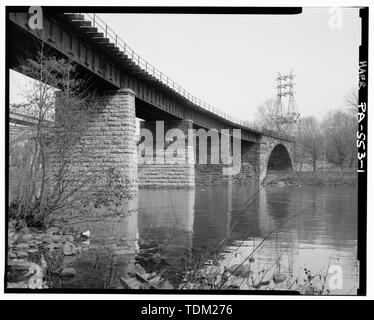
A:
[
  {"left": 55, "top": 88, "right": 138, "bottom": 196},
  {"left": 51, "top": 91, "right": 295, "bottom": 194},
  {"left": 10, "top": 98, "right": 295, "bottom": 207},
  {"left": 137, "top": 119, "right": 294, "bottom": 188},
  {"left": 48, "top": 90, "right": 295, "bottom": 196},
  {"left": 138, "top": 120, "right": 240, "bottom": 188},
  {"left": 138, "top": 119, "right": 195, "bottom": 188}
]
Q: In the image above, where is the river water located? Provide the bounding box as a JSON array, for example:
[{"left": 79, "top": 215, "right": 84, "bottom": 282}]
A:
[{"left": 59, "top": 184, "right": 359, "bottom": 295}]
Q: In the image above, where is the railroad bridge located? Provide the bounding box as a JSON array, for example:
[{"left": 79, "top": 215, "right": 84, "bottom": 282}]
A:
[{"left": 8, "top": 10, "right": 295, "bottom": 190}]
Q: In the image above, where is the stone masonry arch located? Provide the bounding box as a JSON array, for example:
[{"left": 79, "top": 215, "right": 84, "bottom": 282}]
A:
[{"left": 259, "top": 136, "right": 295, "bottom": 184}]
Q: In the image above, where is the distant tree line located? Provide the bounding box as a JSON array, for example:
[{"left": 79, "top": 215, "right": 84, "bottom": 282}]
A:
[
  {"left": 254, "top": 89, "right": 358, "bottom": 171},
  {"left": 294, "top": 110, "right": 356, "bottom": 171}
]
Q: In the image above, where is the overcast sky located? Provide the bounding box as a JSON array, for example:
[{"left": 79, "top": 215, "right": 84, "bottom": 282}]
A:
[{"left": 10, "top": 7, "right": 361, "bottom": 121}]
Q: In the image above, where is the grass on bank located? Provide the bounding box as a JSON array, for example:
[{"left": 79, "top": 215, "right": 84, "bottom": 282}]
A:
[{"left": 264, "top": 169, "right": 358, "bottom": 187}]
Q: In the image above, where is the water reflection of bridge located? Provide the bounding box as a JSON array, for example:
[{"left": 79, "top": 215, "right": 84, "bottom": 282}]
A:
[
  {"left": 137, "top": 183, "right": 267, "bottom": 256},
  {"left": 58, "top": 184, "right": 358, "bottom": 292}
]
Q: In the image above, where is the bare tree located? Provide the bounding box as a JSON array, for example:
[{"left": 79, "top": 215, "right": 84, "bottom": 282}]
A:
[
  {"left": 10, "top": 51, "right": 132, "bottom": 228},
  {"left": 344, "top": 87, "right": 358, "bottom": 113},
  {"left": 322, "top": 110, "right": 356, "bottom": 170},
  {"left": 254, "top": 99, "right": 279, "bottom": 130},
  {"left": 293, "top": 131, "right": 307, "bottom": 172},
  {"left": 253, "top": 98, "right": 296, "bottom": 134},
  {"left": 296, "top": 116, "right": 324, "bottom": 172}
]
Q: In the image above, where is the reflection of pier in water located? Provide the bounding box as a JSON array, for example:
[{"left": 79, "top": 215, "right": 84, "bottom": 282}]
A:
[
  {"left": 137, "top": 183, "right": 262, "bottom": 262},
  {"left": 58, "top": 185, "right": 358, "bottom": 292},
  {"left": 192, "top": 183, "right": 262, "bottom": 246},
  {"left": 138, "top": 189, "right": 195, "bottom": 263},
  {"left": 58, "top": 197, "right": 139, "bottom": 289}
]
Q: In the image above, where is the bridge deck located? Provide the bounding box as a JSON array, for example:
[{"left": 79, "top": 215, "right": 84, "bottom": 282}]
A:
[{"left": 8, "top": 10, "right": 295, "bottom": 143}]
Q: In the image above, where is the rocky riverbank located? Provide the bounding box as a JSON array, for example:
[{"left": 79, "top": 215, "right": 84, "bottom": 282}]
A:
[
  {"left": 7, "top": 220, "right": 89, "bottom": 289},
  {"left": 6, "top": 220, "right": 339, "bottom": 294},
  {"left": 6, "top": 220, "right": 176, "bottom": 290}
]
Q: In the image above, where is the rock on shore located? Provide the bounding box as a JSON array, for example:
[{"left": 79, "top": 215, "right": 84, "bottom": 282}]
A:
[{"left": 7, "top": 221, "right": 84, "bottom": 289}]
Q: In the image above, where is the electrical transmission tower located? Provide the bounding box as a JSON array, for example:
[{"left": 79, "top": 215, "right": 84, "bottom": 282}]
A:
[{"left": 273, "top": 71, "right": 300, "bottom": 131}]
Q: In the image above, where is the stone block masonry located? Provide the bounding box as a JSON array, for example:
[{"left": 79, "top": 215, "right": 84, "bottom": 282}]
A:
[
  {"left": 138, "top": 120, "right": 195, "bottom": 188},
  {"left": 52, "top": 89, "right": 294, "bottom": 192},
  {"left": 195, "top": 164, "right": 231, "bottom": 186},
  {"left": 85, "top": 88, "right": 137, "bottom": 194},
  {"left": 232, "top": 140, "right": 260, "bottom": 185},
  {"left": 137, "top": 120, "right": 294, "bottom": 188},
  {"left": 258, "top": 135, "right": 294, "bottom": 184},
  {"left": 53, "top": 88, "right": 138, "bottom": 198}
]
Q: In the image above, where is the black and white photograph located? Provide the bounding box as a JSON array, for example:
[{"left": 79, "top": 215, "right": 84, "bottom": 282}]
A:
[{"left": 3, "top": 3, "right": 368, "bottom": 299}]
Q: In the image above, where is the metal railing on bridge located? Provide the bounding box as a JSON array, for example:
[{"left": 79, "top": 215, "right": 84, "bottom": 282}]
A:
[{"left": 73, "top": 13, "right": 295, "bottom": 142}]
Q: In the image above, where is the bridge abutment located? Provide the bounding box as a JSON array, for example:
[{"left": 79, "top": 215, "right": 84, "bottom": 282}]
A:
[{"left": 258, "top": 136, "right": 295, "bottom": 184}]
